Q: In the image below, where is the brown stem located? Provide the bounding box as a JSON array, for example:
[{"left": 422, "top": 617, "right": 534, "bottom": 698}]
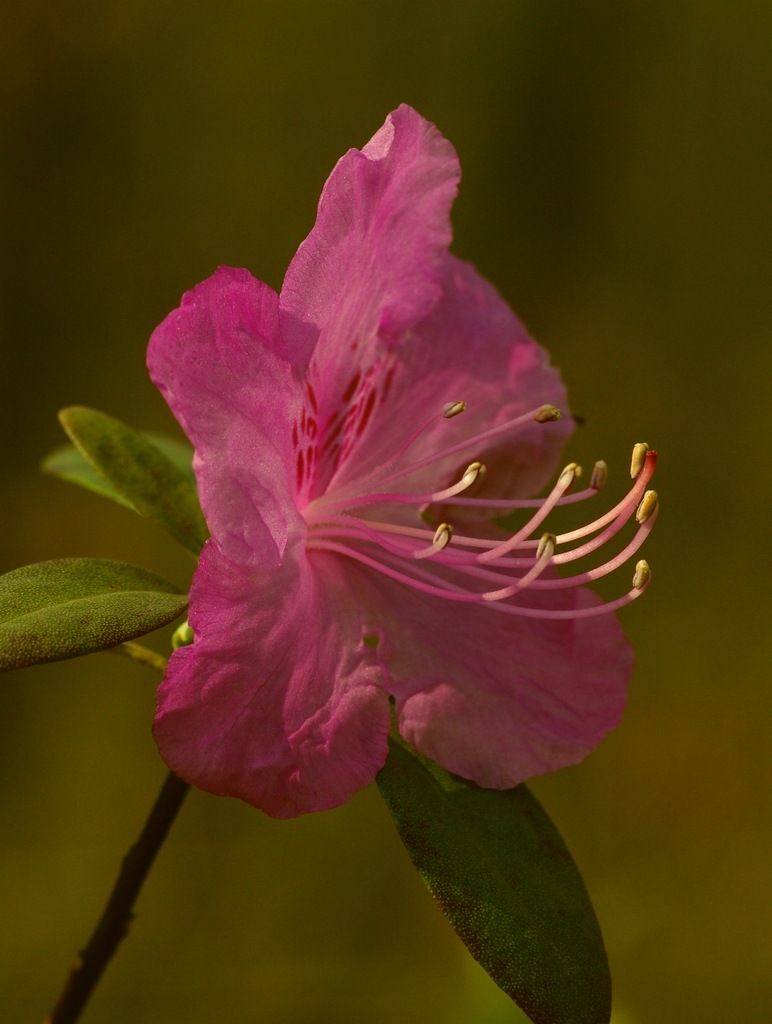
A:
[{"left": 45, "top": 771, "right": 190, "bottom": 1024}]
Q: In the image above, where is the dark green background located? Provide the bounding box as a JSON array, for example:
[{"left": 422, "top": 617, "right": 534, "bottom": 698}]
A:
[{"left": 2, "top": 2, "right": 770, "bottom": 1021}]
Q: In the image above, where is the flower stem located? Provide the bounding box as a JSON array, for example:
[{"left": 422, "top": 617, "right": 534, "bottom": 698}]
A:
[
  {"left": 110, "top": 641, "right": 169, "bottom": 676},
  {"left": 45, "top": 771, "right": 190, "bottom": 1024}
]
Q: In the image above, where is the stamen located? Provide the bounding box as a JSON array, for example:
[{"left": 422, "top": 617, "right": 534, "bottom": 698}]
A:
[
  {"left": 302, "top": 394, "right": 657, "bottom": 621},
  {"left": 590, "top": 460, "right": 608, "bottom": 491},
  {"left": 413, "top": 523, "right": 453, "bottom": 560},
  {"left": 430, "top": 461, "right": 485, "bottom": 501},
  {"left": 636, "top": 489, "right": 658, "bottom": 524},
  {"left": 443, "top": 401, "right": 466, "bottom": 419},
  {"left": 382, "top": 403, "right": 566, "bottom": 484},
  {"left": 534, "top": 504, "right": 658, "bottom": 585},
  {"left": 405, "top": 447, "right": 654, "bottom": 561},
  {"left": 631, "top": 442, "right": 650, "bottom": 478},
  {"left": 310, "top": 537, "right": 654, "bottom": 619},
  {"left": 482, "top": 532, "right": 555, "bottom": 602},
  {"left": 550, "top": 448, "right": 656, "bottom": 544},
  {"left": 382, "top": 406, "right": 462, "bottom": 467},
  {"left": 534, "top": 404, "right": 563, "bottom": 423},
  {"left": 558, "top": 462, "right": 582, "bottom": 489},
  {"left": 309, "top": 401, "right": 566, "bottom": 518},
  {"left": 632, "top": 559, "right": 651, "bottom": 590},
  {"left": 444, "top": 481, "right": 604, "bottom": 510},
  {"left": 311, "top": 516, "right": 451, "bottom": 561},
  {"left": 536, "top": 532, "right": 557, "bottom": 560},
  {"left": 476, "top": 462, "right": 581, "bottom": 562},
  {"left": 403, "top": 501, "right": 657, "bottom": 591},
  {"left": 332, "top": 401, "right": 473, "bottom": 502}
]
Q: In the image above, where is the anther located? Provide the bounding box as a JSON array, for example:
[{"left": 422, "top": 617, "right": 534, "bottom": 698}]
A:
[
  {"left": 413, "top": 522, "right": 453, "bottom": 560},
  {"left": 558, "top": 462, "right": 582, "bottom": 489},
  {"left": 534, "top": 404, "right": 562, "bottom": 423},
  {"left": 590, "top": 460, "right": 608, "bottom": 491},
  {"left": 429, "top": 461, "right": 486, "bottom": 502},
  {"left": 636, "top": 489, "right": 658, "bottom": 524},
  {"left": 632, "top": 559, "right": 651, "bottom": 590},
  {"left": 630, "top": 443, "right": 650, "bottom": 478},
  {"left": 536, "top": 532, "right": 557, "bottom": 560},
  {"left": 432, "top": 523, "right": 453, "bottom": 549},
  {"left": 462, "top": 461, "right": 485, "bottom": 486},
  {"left": 443, "top": 401, "right": 466, "bottom": 419}
]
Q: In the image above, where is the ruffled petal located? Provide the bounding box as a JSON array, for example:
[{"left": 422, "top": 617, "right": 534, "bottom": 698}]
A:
[
  {"left": 153, "top": 541, "right": 391, "bottom": 818},
  {"left": 147, "top": 266, "right": 304, "bottom": 566},
  {"left": 343, "top": 563, "right": 633, "bottom": 788},
  {"left": 280, "top": 105, "right": 460, "bottom": 408}
]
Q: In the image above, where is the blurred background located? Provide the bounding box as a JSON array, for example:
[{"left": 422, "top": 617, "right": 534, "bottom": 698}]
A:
[{"left": 1, "top": 1, "right": 770, "bottom": 1021}]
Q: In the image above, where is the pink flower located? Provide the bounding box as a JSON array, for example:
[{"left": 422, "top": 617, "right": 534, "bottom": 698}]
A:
[{"left": 148, "top": 105, "right": 657, "bottom": 818}]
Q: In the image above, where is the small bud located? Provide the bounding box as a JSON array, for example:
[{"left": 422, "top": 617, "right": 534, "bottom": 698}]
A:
[{"left": 171, "top": 620, "right": 194, "bottom": 650}]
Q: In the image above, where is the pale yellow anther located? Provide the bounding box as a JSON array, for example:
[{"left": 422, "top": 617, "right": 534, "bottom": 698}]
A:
[
  {"left": 636, "top": 489, "right": 658, "bottom": 524},
  {"left": 536, "top": 532, "right": 556, "bottom": 560},
  {"left": 430, "top": 461, "right": 486, "bottom": 503},
  {"left": 590, "top": 460, "right": 608, "bottom": 491},
  {"left": 443, "top": 401, "right": 466, "bottom": 419},
  {"left": 630, "top": 442, "right": 650, "bottom": 478},
  {"left": 462, "top": 461, "right": 485, "bottom": 486},
  {"left": 534, "top": 404, "right": 562, "bottom": 423},
  {"left": 414, "top": 522, "right": 454, "bottom": 559},
  {"left": 432, "top": 523, "right": 453, "bottom": 550},
  {"left": 632, "top": 559, "right": 651, "bottom": 590},
  {"left": 558, "top": 462, "right": 582, "bottom": 489}
]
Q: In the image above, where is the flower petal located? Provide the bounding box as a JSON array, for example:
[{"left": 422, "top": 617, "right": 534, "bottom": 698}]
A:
[
  {"left": 148, "top": 266, "right": 304, "bottom": 566},
  {"left": 348, "top": 565, "right": 633, "bottom": 788},
  {"left": 153, "top": 541, "right": 391, "bottom": 818},
  {"left": 279, "top": 104, "right": 460, "bottom": 393}
]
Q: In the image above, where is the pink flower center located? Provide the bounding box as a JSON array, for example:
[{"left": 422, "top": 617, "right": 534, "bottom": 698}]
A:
[{"left": 302, "top": 402, "right": 657, "bottom": 620}]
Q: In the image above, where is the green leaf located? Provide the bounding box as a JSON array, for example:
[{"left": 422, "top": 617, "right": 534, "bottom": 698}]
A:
[
  {"left": 42, "top": 433, "right": 197, "bottom": 512},
  {"left": 376, "top": 736, "right": 611, "bottom": 1024},
  {"left": 42, "top": 442, "right": 136, "bottom": 509},
  {"left": 50, "top": 407, "right": 208, "bottom": 555},
  {"left": 0, "top": 558, "right": 188, "bottom": 670}
]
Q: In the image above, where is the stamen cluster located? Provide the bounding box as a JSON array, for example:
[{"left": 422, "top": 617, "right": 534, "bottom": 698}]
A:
[{"left": 304, "top": 404, "right": 657, "bottom": 620}]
